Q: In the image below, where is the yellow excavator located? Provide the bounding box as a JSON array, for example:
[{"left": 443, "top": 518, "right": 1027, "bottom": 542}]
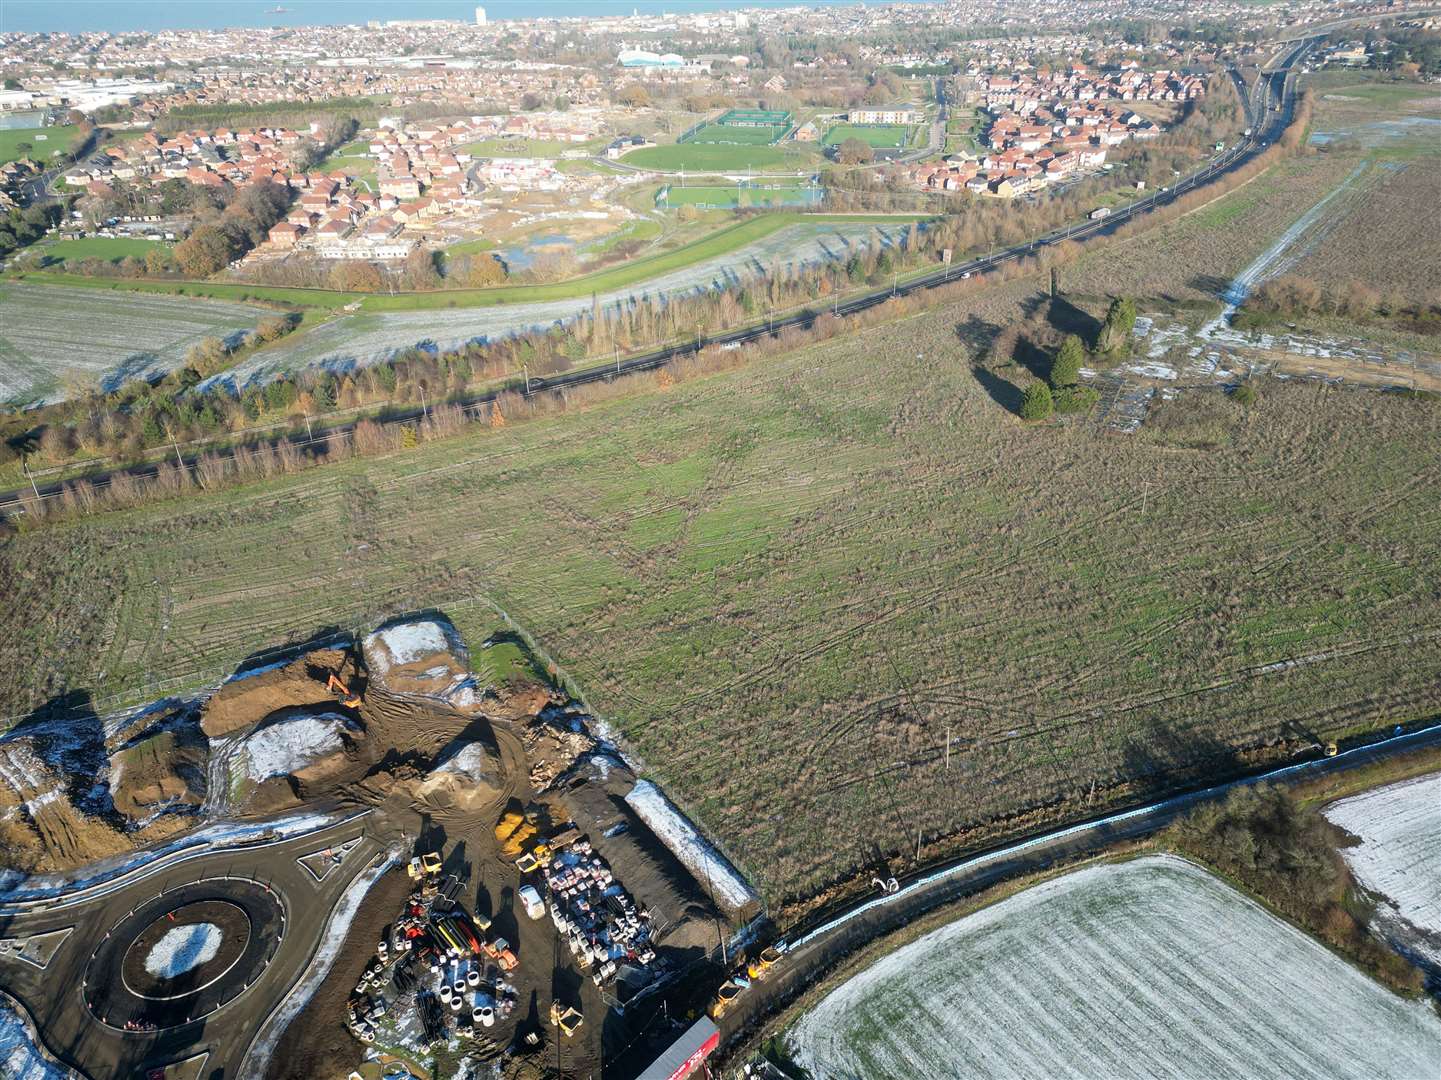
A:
[{"left": 549, "top": 1002, "right": 583, "bottom": 1037}]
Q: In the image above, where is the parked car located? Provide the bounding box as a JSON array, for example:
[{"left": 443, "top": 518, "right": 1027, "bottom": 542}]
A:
[{"left": 519, "top": 885, "right": 545, "bottom": 920}]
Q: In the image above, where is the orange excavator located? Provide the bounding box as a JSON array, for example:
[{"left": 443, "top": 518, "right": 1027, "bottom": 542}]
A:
[{"left": 327, "top": 673, "right": 362, "bottom": 709}]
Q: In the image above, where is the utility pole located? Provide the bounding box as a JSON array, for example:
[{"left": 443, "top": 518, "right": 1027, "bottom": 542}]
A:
[
  {"left": 945, "top": 725, "right": 951, "bottom": 774},
  {"left": 419, "top": 384, "right": 429, "bottom": 422},
  {"left": 22, "top": 455, "right": 40, "bottom": 501},
  {"left": 166, "top": 424, "right": 184, "bottom": 471},
  {"left": 522, "top": 363, "right": 529, "bottom": 397}
]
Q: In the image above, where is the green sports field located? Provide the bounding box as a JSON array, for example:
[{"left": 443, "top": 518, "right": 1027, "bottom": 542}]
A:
[
  {"left": 656, "top": 183, "right": 820, "bottom": 209},
  {"left": 623, "top": 142, "right": 801, "bottom": 172},
  {"left": 42, "top": 237, "right": 172, "bottom": 264},
  {"left": 685, "top": 125, "right": 787, "bottom": 146},
  {"left": 0, "top": 125, "right": 80, "bottom": 165},
  {"left": 823, "top": 123, "right": 913, "bottom": 148}
]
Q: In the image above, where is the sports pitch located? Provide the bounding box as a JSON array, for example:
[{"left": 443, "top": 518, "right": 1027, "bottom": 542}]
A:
[{"left": 824, "top": 123, "right": 914, "bottom": 148}]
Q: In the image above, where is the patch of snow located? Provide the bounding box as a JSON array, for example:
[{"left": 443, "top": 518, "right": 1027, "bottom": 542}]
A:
[
  {"left": 789, "top": 855, "right": 1441, "bottom": 1080},
  {"left": 144, "top": 923, "right": 222, "bottom": 979},
  {"left": 1123, "top": 360, "right": 1178, "bottom": 380},
  {"left": 435, "top": 743, "right": 492, "bottom": 782},
  {"left": 222, "top": 658, "right": 292, "bottom": 685},
  {"left": 22, "top": 791, "right": 60, "bottom": 817},
  {"left": 0, "top": 745, "right": 49, "bottom": 798},
  {"left": 241, "top": 713, "right": 354, "bottom": 782},
  {"left": 1324, "top": 773, "right": 1441, "bottom": 937},
  {"left": 0, "top": 992, "right": 73, "bottom": 1080},
  {"left": 365, "top": 621, "right": 453, "bottom": 668},
  {"left": 624, "top": 780, "right": 758, "bottom": 916}
]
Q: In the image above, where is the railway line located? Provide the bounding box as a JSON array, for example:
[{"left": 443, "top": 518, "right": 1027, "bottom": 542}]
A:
[{"left": 0, "top": 39, "right": 1312, "bottom": 518}]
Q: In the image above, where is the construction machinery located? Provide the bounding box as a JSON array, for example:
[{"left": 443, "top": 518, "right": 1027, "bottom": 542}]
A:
[
  {"left": 707, "top": 977, "right": 747, "bottom": 1021},
  {"left": 495, "top": 810, "right": 537, "bottom": 859},
  {"left": 549, "top": 1002, "right": 583, "bottom": 1037},
  {"left": 746, "top": 946, "right": 782, "bottom": 982},
  {"left": 327, "top": 672, "right": 362, "bottom": 709},
  {"left": 407, "top": 852, "right": 443, "bottom": 881}
]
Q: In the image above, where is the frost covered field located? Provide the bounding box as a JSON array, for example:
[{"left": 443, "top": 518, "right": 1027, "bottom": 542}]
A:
[
  {"left": 217, "top": 222, "right": 899, "bottom": 388},
  {"left": 789, "top": 855, "right": 1441, "bottom": 1080},
  {"left": 0, "top": 282, "right": 265, "bottom": 404},
  {"left": 1325, "top": 773, "right": 1441, "bottom": 939}
]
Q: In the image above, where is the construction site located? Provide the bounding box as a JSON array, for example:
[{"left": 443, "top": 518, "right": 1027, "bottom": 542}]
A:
[{"left": 0, "top": 613, "right": 762, "bottom": 1080}]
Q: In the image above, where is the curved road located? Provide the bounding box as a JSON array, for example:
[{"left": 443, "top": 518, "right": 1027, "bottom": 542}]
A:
[
  {"left": 718, "top": 717, "right": 1441, "bottom": 1052},
  {"left": 0, "top": 810, "right": 387, "bottom": 1079}
]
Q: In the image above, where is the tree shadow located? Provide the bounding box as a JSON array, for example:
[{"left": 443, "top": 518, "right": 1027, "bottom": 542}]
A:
[
  {"left": 1012, "top": 336, "right": 1051, "bottom": 382},
  {"left": 1189, "top": 273, "right": 1232, "bottom": 299},
  {"left": 1046, "top": 295, "right": 1103, "bottom": 341},
  {"left": 0, "top": 690, "right": 110, "bottom": 815},
  {"left": 955, "top": 313, "right": 1003, "bottom": 353},
  {"left": 1121, "top": 716, "right": 1241, "bottom": 800},
  {"left": 971, "top": 366, "right": 1024, "bottom": 416}
]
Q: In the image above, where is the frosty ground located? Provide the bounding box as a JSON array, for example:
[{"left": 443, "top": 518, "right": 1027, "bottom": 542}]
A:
[
  {"left": 214, "top": 221, "right": 900, "bottom": 388},
  {"left": 0, "top": 282, "right": 266, "bottom": 405},
  {"left": 1325, "top": 772, "right": 1441, "bottom": 969},
  {"left": 788, "top": 855, "right": 1441, "bottom": 1080}
]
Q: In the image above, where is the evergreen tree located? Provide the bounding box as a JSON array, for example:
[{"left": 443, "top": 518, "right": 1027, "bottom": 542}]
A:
[
  {"left": 1051, "top": 334, "right": 1085, "bottom": 388},
  {"left": 1097, "top": 297, "right": 1137, "bottom": 353},
  {"left": 1020, "top": 381, "right": 1054, "bottom": 421}
]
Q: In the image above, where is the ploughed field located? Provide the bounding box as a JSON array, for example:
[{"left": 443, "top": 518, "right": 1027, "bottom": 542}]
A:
[
  {"left": 3, "top": 293, "right": 1439, "bottom": 907},
  {"left": 787, "top": 856, "right": 1441, "bottom": 1079},
  {"left": 0, "top": 282, "right": 266, "bottom": 404}
]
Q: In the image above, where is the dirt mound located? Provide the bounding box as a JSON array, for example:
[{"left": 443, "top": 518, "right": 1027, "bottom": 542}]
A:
[
  {"left": 229, "top": 708, "right": 368, "bottom": 813},
  {"left": 361, "top": 618, "right": 484, "bottom": 712},
  {"left": 109, "top": 729, "right": 206, "bottom": 822},
  {"left": 411, "top": 737, "right": 505, "bottom": 814},
  {"left": 0, "top": 707, "right": 129, "bottom": 872},
  {"left": 200, "top": 647, "right": 357, "bottom": 738}
]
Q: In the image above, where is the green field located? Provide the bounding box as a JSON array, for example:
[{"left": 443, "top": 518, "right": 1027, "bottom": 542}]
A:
[
  {"left": 5, "top": 277, "right": 1437, "bottom": 908},
  {"left": 0, "top": 125, "right": 80, "bottom": 165},
  {"left": 622, "top": 142, "right": 802, "bottom": 172},
  {"left": 657, "top": 182, "right": 820, "bottom": 209},
  {"left": 42, "top": 237, "right": 171, "bottom": 264},
  {"left": 685, "top": 124, "right": 787, "bottom": 146},
  {"left": 443, "top": 237, "right": 499, "bottom": 255},
  {"left": 823, "top": 123, "right": 913, "bottom": 148}
]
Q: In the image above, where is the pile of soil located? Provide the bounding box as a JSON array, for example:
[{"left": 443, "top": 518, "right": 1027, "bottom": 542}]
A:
[
  {"left": 0, "top": 717, "right": 126, "bottom": 873},
  {"left": 110, "top": 728, "right": 207, "bottom": 822},
  {"left": 361, "top": 618, "right": 485, "bottom": 713},
  {"left": 410, "top": 735, "right": 505, "bottom": 814},
  {"left": 200, "top": 648, "right": 358, "bottom": 739}
]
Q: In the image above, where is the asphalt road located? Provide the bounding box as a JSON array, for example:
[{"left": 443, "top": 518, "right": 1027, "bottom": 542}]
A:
[
  {"left": 0, "top": 812, "right": 387, "bottom": 1080},
  {"left": 0, "top": 40, "right": 1314, "bottom": 519},
  {"left": 719, "top": 717, "right": 1441, "bottom": 1047}
]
